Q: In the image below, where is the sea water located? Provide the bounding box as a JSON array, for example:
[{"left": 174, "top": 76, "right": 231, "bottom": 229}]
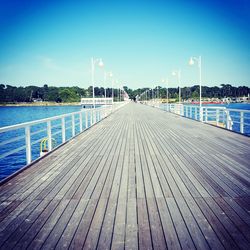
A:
[{"left": 0, "top": 105, "right": 82, "bottom": 180}]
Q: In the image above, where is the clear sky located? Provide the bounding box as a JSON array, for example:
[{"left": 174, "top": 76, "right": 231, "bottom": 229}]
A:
[{"left": 0, "top": 0, "right": 249, "bottom": 89}]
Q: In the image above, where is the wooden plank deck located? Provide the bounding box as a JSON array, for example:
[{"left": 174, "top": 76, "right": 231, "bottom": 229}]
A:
[{"left": 0, "top": 102, "right": 250, "bottom": 249}]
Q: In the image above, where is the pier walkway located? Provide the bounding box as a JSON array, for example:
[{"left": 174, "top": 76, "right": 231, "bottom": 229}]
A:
[{"left": 0, "top": 102, "right": 250, "bottom": 249}]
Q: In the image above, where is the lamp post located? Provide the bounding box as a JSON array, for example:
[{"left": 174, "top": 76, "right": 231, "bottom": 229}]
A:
[
  {"left": 152, "top": 87, "right": 154, "bottom": 104},
  {"left": 147, "top": 89, "right": 150, "bottom": 104},
  {"left": 91, "top": 57, "right": 104, "bottom": 109},
  {"left": 112, "top": 79, "right": 114, "bottom": 103},
  {"left": 157, "top": 86, "right": 159, "bottom": 104},
  {"left": 172, "top": 70, "right": 181, "bottom": 104},
  {"left": 162, "top": 79, "right": 169, "bottom": 111},
  {"left": 189, "top": 56, "right": 202, "bottom": 121},
  {"left": 153, "top": 86, "right": 158, "bottom": 105},
  {"left": 104, "top": 71, "right": 112, "bottom": 106},
  {"left": 115, "top": 80, "right": 119, "bottom": 102}
]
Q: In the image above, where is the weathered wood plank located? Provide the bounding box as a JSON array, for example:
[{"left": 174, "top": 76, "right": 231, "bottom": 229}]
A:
[{"left": 0, "top": 102, "right": 249, "bottom": 249}]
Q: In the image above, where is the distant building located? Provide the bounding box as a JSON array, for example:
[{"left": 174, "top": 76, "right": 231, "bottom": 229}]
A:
[
  {"left": 236, "top": 96, "right": 249, "bottom": 103},
  {"left": 222, "top": 97, "right": 232, "bottom": 103},
  {"left": 32, "top": 98, "right": 43, "bottom": 102}
]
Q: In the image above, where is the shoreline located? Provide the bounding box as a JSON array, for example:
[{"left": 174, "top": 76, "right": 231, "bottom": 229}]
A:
[{"left": 0, "top": 102, "right": 81, "bottom": 107}]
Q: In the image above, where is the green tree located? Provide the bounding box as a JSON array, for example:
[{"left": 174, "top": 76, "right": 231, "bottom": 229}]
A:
[
  {"left": 47, "top": 87, "right": 59, "bottom": 101},
  {"left": 59, "top": 88, "right": 79, "bottom": 102},
  {"left": 0, "top": 84, "right": 6, "bottom": 102},
  {"left": 191, "top": 91, "right": 199, "bottom": 99}
]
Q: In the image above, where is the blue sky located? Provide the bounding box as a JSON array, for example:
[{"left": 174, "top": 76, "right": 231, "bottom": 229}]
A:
[{"left": 0, "top": 0, "right": 249, "bottom": 89}]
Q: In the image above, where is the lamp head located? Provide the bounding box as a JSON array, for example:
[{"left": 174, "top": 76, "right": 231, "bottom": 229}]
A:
[
  {"left": 189, "top": 57, "right": 194, "bottom": 65},
  {"left": 98, "top": 59, "right": 104, "bottom": 67}
]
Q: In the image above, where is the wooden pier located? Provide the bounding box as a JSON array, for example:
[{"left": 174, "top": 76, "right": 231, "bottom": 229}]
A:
[{"left": 0, "top": 102, "right": 250, "bottom": 249}]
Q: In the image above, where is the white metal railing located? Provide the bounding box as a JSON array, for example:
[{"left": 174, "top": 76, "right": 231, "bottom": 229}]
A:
[
  {"left": 81, "top": 97, "right": 113, "bottom": 106},
  {"left": 146, "top": 102, "right": 250, "bottom": 135},
  {"left": 0, "top": 101, "right": 127, "bottom": 179}
]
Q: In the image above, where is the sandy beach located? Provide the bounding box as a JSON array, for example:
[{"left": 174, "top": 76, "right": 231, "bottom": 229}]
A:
[{"left": 0, "top": 102, "right": 81, "bottom": 107}]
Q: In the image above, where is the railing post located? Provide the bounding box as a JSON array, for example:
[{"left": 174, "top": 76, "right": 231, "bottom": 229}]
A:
[
  {"left": 222, "top": 110, "right": 225, "bottom": 127},
  {"left": 47, "top": 121, "right": 52, "bottom": 151},
  {"left": 93, "top": 108, "right": 96, "bottom": 124},
  {"left": 240, "top": 111, "right": 244, "bottom": 134},
  {"left": 25, "top": 126, "right": 31, "bottom": 164},
  {"left": 85, "top": 111, "right": 88, "bottom": 129},
  {"left": 216, "top": 109, "right": 219, "bottom": 126},
  {"left": 79, "top": 112, "right": 83, "bottom": 133},
  {"left": 226, "top": 111, "right": 229, "bottom": 129},
  {"left": 200, "top": 107, "right": 203, "bottom": 122},
  {"left": 100, "top": 109, "right": 103, "bottom": 120},
  {"left": 91, "top": 110, "right": 93, "bottom": 125},
  {"left": 195, "top": 107, "right": 197, "bottom": 120},
  {"left": 62, "top": 117, "right": 66, "bottom": 143},
  {"left": 72, "top": 114, "right": 75, "bottom": 137}
]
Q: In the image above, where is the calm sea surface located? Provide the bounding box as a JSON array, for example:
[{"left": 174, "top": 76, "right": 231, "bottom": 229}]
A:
[
  {"left": 0, "top": 103, "right": 249, "bottom": 181},
  {"left": 0, "top": 105, "right": 81, "bottom": 127},
  {"left": 0, "top": 105, "right": 82, "bottom": 180}
]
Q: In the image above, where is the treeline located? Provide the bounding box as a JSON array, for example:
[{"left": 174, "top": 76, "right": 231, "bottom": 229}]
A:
[
  {"left": 0, "top": 84, "right": 120, "bottom": 103},
  {"left": 0, "top": 84, "right": 249, "bottom": 103},
  {"left": 124, "top": 84, "right": 250, "bottom": 100}
]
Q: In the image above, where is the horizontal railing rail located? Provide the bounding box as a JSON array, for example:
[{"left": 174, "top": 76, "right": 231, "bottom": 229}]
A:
[{"left": 0, "top": 101, "right": 128, "bottom": 180}]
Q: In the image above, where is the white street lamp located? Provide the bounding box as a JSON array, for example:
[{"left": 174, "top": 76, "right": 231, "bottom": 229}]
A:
[
  {"left": 162, "top": 78, "right": 169, "bottom": 110},
  {"left": 189, "top": 56, "right": 202, "bottom": 121},
  {"left": 112, "top": 79, "right": 114, "bottom": 103},
  {"left": 172, "top": 69, "right": 181, "bottom": 103},
  {"left": 115, "top": 80, "right": 119, "bottom": 102},
  {"left": 152, "top": 86, "right": 156, "bottom": 105},
  {"left": 104, "top": 71, "right": 112, "bottom": 106},
  {"left": 91, "top": 57, "right": 104, "bottom": 110}
]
